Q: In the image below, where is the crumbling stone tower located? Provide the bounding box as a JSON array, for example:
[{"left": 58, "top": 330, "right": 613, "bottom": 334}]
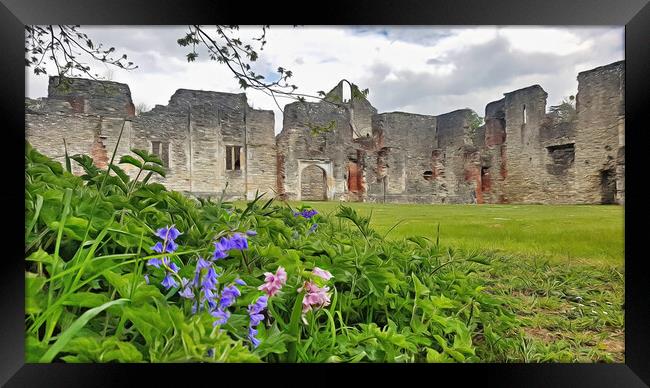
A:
[{"left": 25, "top": 61, "right": 625, "bottom": 205}]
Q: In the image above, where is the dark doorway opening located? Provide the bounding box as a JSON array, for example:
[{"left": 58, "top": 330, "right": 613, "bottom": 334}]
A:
[{"left": 600, "top": 169, "right": 616, "bottom": 204}]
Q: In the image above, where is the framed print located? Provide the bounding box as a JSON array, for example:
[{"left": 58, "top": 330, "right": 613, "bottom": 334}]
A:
[{"left": 2, "top": 0, "right": 650, "bottom": 386}]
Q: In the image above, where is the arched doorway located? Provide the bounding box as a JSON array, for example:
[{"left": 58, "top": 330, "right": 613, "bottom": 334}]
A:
[{"left": 301, "top": 165, "right": 327, "bottom": 201}]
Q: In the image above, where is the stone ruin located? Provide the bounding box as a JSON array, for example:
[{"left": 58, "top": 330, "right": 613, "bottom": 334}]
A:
[{"left": 25, "top": 60, "right": 625, "bottom": 205}]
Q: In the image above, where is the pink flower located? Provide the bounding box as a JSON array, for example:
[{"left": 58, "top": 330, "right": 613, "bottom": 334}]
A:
[
  {"left": 258, "top": 266, "right": 287, "bottom": 297},
  {"left": 298, "top": 280, "right": 331, "bottom": 313},
  {"left": 312, "top": 267, "right": 333, "bottom": 280}
]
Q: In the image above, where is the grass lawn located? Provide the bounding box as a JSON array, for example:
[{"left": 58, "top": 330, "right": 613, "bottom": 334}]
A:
[
  {"left": 236, "top": 200, "right": 625, "bottom": 361},
  {"left": 291, "top": 202, "right": 624, "bottom": 266},
  {"left": 286, "top": 201, "right": 625, "bottom": 362}
]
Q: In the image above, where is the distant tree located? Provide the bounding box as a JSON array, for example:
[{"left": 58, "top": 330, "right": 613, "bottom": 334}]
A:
[
  {"left": 468, "top": 111, "right": 484, "bottom": 131},
  {"left": 549, "top": 95, "right": 576, "bottom": 122},
  {"left": 135, "top": 103, "right": 150, "bottom": 115}
]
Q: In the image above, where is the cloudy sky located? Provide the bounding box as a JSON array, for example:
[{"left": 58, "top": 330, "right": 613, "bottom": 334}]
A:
[{"left": 25, "top": 26, "right": 624, "bottom": 133}]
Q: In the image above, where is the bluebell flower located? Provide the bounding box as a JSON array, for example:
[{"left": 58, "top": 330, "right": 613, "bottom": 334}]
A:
[
  {"left": 230, "top": 233, "right": 248, "bottom": 250},
  {"left": 165, "top": 240, "right": 178, "bottom": 253},
  {"left": 249, "top": 312, "right": 264, "bottom": 327},
  {"left": 219, "top": 285, "right": 241, "bottom": 309},
  {"left": 205, "top": 298, "right": 218, "bottom": 311},
  {"left": 248, "top": 326, "right": 261, "bottom": 348},
  {"left": 202, "top": 285, "right": 217, "bottom": 301},
  {"left": 202, "top": 267, "right": 219, "bottom": 290},
  {"left": 308, "top": 223, "right": 318, "bottom": 234},
  {"left": 235, "top": 278, "right": 246, "bottom": 286},
  {"left": 168, "top": 262, "right": 180, "bottom": 273},
  {"left": 294, "top": 209, "right": 318, "bottom": 219},
  {"left": 155, "top": 225, "right": 181, "bottom": 241},
  {"left": 144, "top": 274, "right": 149, "bottom": 284},
  {"left": 152, "top": 242, "right": 164, "bottom": 253},
  {"left": 213, "top": 247, "right": 228, "bottom": 261},
  {"left": 249, "top": 295, "right": 268, "bottom": 314},
  {"left": 196, "top": 257, "right": 212, "bottom": 270},
  {"left": 179, "top": 278, "right": 194, "bottom": 299},
  {"left": 247, "top": 295, "right": 268, "bottom": 348},
  {"left": 179, "top": 285, "right": 194, "bottom": 299},
  {"left": 246, "top": 230, "right": 257, "bottom": 236},
  {"left": 161, "top": 274, "right": 179, "bottom": 289},
  {"left": 147, "top": 258, "right": 163, "bottom": 268},
  {"left": 211, "top": 308, "right": 231, "bottom": 326},
  {"left": 215, "top": 237, "right": 232, "bottom": 252}
]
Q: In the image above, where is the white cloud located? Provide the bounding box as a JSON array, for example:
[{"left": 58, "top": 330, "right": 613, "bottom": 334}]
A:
[{"left": 26, "top": 26, "right": 623, "bottom": 133}]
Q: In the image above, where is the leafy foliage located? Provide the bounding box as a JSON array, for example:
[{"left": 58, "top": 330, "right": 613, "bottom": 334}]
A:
[{"left": 26, "top": 142, "right": 620, "bottom": 363}]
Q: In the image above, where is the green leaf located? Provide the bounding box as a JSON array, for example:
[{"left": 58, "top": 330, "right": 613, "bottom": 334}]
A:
[
  {"left": 109, "top": 164, "right": 130, "bottom": 185},
  {"left": 61, "top": 292, "right": 110, "bottom": 308},
  {"left": 132, "top": 148, "right": 163, "bottom": 165},
  {"left": 142, "top": 163, "right": 166, "bottom": 178},
  {"left": 118, "top": 155, "right": 143, "bottom": 169},
  {"left": 39, "top": 298, "right": 130, "bottom": 362},
  {"left": 286, "top": 292, "right": 305, "bottom": 363}
]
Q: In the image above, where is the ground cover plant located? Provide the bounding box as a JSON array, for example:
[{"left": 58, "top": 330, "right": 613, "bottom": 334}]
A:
[
  {"left": 289, "top": 201, "right": 623, "bottom": 266},
  {"left": 25, "top": 142, "right": 624, "bottom": 363}
]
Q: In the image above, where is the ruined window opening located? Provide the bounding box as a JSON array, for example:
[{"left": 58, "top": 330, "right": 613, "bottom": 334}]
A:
[
  {"left": 226, "top": 145, "right": 242, "bottom": 171},
  {"left": 545, "top": 143, "right": 575, "bottom": 175},
  {"left": 342, "top": 82, "right": 352, "bottom": 103},
  {"left": 423, "top": 171, "right": 434, "bottom": 181},
  {"left": 523, "top": 104, "right": 527, "bottom": 124},
  {"left": 481, "top": 167, "right": 491, "bottom": 192},
  {"left": 151, "top": 140, "right": 170, "bottom": 168}
]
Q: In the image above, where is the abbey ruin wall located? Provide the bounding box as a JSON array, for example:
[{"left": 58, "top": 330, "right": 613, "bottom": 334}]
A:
[{"left": 25, "top": 60, "right": 625, "bottom": 205}]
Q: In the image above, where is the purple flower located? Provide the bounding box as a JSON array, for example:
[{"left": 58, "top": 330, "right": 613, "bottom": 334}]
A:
[
  {"left": 247, "top": 295, "right": 268, "bottom": 348},
  {"left": 219, "top": 285, "right": 241, "bottom": 309},
  {"left": 196, "top": 257, "right": 212, "bottom": 270},
  {"left": 161, "top": 274, "right": 179, "bottom": 289},
  {"left": 235, "top": 278, "right": 246, "bottom": 286},
  {"left": 308, "top": 223, "right": 318, "bottom": 234},
  {"left": 294, "top": 209, "right": 318, "bottom": 219},
  {"left": 155, "top": 225, "right": 181, "bottom": 241},
  {"left": 168, "top": 262, "right": 180, "bottom": 273},
  {"left": 248, "top": 326, "right": 261, "bottom": 348},
  {"left": 211, "top": 308, "right": 231, "bottom": 326},
  {"left": 152, "top": 242, "right": 164, "bottom": 253},
  {"left": 249, "top": 312, "right": 264, "bottom": 327},
  {"left": 213, "top": 248, "right": 228, "bottom": 261},
  {"left": 246, "top": 230, "right": 257, "bottom": 236},
  {"left": 147, "top": 258, "right": 163, "bottom": 268},
  {"left": 165, "top": 240, "right": 178, "bottom": 253},
  {"left": 179, "top": 285, "right": 194, "bottom": 299},
  {"left": 248, "top": 295, "right": 268, "bottom": 315},
  {"left": 229, "top": 233, "right": 249, "bottom": 250},
  {"left": 144, "top": 274, "right": 149, "bottom": 284},
  {"left": 179, "top": 278, "right": 194, "bottom": 299}
]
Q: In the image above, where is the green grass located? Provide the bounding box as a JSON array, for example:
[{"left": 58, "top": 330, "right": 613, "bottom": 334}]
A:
[
  {"left": 290, "top": 202, "right": 624, "bottom": 266},
  {"left": 244, "top": 200, "right": 625, "bottom": 361},
  {"left": 476, "top": 256, "right": 624, "bottom": 362}
]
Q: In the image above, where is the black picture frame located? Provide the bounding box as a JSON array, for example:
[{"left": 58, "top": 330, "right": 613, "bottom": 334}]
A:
[{"left": 2, "top": 0, "right": 649, "bottom": 386}]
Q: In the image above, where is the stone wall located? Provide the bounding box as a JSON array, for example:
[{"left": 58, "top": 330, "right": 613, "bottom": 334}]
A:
[
  {"left": 26, "top": 62, "right": 625, "bottom": 205},
  {"left": 365, "top": 112, "right": 439, "bottom": 203},
  {"left": 573, "top": 61, "right": 625, "bottom": 204}
]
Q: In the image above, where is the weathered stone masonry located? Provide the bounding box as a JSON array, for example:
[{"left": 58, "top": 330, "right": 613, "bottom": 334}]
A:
[{"left": 26, "top": 61, "right": 625, "bottom": 204}]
